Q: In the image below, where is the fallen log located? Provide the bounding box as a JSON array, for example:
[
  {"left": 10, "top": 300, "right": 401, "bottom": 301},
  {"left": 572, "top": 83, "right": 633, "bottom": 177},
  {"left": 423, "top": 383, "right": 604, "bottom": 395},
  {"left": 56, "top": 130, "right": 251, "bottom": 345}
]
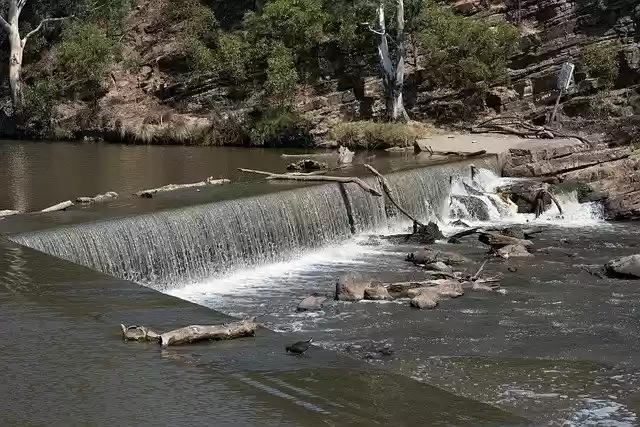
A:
[
  {"left": 40, "top": 200, "right": 74, "bottom": 213},
  {"left": 447, "top": 227, "right": 480, "bottom": 244},
  {"left": 281, "top": 153, "right": 336, "bottom": 158},
  {"left": 439, "top": 150, "right": 487, "bottom": 157},
  {"left": 364, "top": 164, "right": 425, "bottom": 227},
  {"left": 479, "top": 231, "right": 533, "bottom": 249},
  {"left": 135, "top": 177, "right": 230, "bottom": 198},
  {"left": 238, "top": 168, "right": 382, "bottom": 196},
  {"left": 158, "top": 318, "right": 258, "bottom": 347},
  {"left": 0, "top": 209, "right": 20, "bottom": 217},
  {"left": 76, "top": 191, "right": 118, "bottom": 204},
  {"left": 121, "top": 324, "right": 159, "bottom": 341}
]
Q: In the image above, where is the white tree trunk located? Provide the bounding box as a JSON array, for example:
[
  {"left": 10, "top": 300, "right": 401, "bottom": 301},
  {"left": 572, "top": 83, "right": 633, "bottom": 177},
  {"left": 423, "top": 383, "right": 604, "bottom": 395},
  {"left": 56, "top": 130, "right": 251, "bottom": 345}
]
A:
[
  {"left": 1, "top": 0, "right": 66, "bottom": 115},
  {"left": 374, "top": 0, "right": 409, "bottom": 122},
  {"left": 8, "top": 29, "right": 25, "bottom": 113}
]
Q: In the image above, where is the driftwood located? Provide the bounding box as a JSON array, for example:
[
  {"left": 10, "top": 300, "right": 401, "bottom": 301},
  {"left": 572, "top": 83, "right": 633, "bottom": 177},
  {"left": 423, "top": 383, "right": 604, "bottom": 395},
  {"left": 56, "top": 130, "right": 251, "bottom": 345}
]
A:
[
  {"left": 121, "top": 324, "right": 159, "bottom": 341},
  {"left": 364, "top": 164, "right": 424, "bottom": 227},
  {"left": 159, "top": 318, "right": 258, "bottom": 347},
  {"left": 238, "top": 168, "right": 382, "bottom": 196},
  {"left": 479, "top": 231, "right": 533, "bottom": 248},
  {"left": 471, "top": 116, "right": 592, "bottom": 145},
  {"left": 447, "top": 227, "right": 480, "bottom": 243},
  {"left": 135, "top": 177, "right": 230, "bottom": 198},
  {"left": 40, "top": 200, "right": 73, "bottom": 213},
  {"left": 281, "top": 153, "right": 336, "bottom": 158},
  {"left": 0, "top": 209, "right": 20, "bottom": 217},
  {"left": 121, "top": 318, "right": 258, "bottom": 347},
  {"left": 76, "top": 191, "right": 118, "bottom": 204}
]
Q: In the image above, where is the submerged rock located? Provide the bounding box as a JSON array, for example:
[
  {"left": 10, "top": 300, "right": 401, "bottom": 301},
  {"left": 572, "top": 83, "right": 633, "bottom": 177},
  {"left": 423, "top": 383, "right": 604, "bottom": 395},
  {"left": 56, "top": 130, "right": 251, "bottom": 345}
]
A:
[
  {"left": 364, "top": 283, "right": 393, "bottom": 301},
  {"left": 410, "top": 289, "right": 440, "bottom": 309},
  {"left": 424, "top": 261, "right": 452, "bottom": 272},
  {"left": 297, "top": 295, "right": 327, "bottom": 311},
  {"left": 497, "top": 244, "right": 534, "bottom": 259},
  {"left": 335, "top": 274, "right": 368, "bottom": 301},
  {"left": 407, "top": 249, "right": 471, "bottom": 265},
  {"left": 605, "top": 254, "right": 640, "bottom": 278},
  {"left": 286, "top": 159, "right": 328, "bottom": 172}
]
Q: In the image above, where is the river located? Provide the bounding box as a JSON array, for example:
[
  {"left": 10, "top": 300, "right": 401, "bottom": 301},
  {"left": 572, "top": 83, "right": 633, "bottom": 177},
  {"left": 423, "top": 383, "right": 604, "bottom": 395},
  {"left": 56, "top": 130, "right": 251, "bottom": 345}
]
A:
[{"left": 2, "top": 140, "right": 640, "bottom": 426}]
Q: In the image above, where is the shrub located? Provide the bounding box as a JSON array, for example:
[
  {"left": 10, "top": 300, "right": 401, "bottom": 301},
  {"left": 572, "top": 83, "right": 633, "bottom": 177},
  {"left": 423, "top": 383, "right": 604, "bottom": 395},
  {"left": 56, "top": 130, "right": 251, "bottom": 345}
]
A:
[
  {"left": 249, "top": 108, "right": 313, "bottom": 147},
  {"left": 417, "top": 2, "right": 521, "bottom": 89},
  {"left": 56, "top": 22, "right": 120, "bottom": 91},
  {"left": 329, "top": 121, "right": 432, "bottom": 149},
  {"left": 23, "top": 79, "right": 61, "bottom": 138},
  {"left": 163, "top": 0, "right": 216, "bottom": 39},
  {"left": 183, "top": 38, "right": 216, "bottom": 74},
  {"left": 579, "top": 41, "right": 622, "bottom": 88},
  {"left": 265, "top": 43, "right": 299, "bottom": 106},
  {"left": 215, "top": 33, "right": 250, "bottom": 82}
]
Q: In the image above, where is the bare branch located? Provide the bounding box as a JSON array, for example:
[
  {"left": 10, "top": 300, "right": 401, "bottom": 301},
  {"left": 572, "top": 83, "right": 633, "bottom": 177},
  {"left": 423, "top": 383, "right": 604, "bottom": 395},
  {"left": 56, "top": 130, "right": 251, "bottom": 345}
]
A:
[
  {"left": 22, "top": 16, "right": 68, "bottom": 44},
  {"left": 0, "top": 15, "right": 10, "bottom": 33}
]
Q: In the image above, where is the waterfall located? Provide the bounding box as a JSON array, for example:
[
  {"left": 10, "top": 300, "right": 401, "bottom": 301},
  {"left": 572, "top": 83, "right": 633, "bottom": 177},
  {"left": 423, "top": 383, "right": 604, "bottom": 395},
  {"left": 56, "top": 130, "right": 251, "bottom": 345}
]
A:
[{"left": 11, "top": 157, "right": 497, "bottom": 288}]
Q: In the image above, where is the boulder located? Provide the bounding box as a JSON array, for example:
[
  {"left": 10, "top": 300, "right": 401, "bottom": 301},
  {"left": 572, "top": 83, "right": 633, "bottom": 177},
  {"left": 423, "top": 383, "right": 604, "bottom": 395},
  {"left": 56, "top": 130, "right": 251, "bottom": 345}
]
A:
[
  {"left": 364, "top": 283, "right": 393, "bottom": 301},
  {"left": 410, "top": 289, "right": 440, "bottom": 309},
  {"left": 486, "top": 86, "right": 519, "bottom": 113},
  {"left": 497, "top": 244, "right": 534, "bottom": 259},
  {"left": 605, "top": 254, "right": 640, "bottom": 278},
  {"left": 434, "top": 281, "right": 464, "bottom": 298},
  {"left": 451, "top": 195, "right": 491, "bottom": 221},
  {"left": 413, "top": 221, "right": 444, "bottom": 244},
  {"left": 406, "top": 249, "right": 471, "bottom": 265},
  {"left": 297, "top": 295, "right": 327, "bottom": 311},
  {"left": 335, "top": 274, "right": 369, "bottom": 301},
  {"left": 452, "top": 0, "right": 484, "bottom": 15}
]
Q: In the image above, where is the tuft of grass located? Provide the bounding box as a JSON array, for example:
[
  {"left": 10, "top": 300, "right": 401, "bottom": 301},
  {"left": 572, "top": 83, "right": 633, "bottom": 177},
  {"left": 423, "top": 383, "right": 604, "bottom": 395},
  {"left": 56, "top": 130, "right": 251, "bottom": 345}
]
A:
[{"left": 328, "top": 120, "right": 434, "bottom": 149}]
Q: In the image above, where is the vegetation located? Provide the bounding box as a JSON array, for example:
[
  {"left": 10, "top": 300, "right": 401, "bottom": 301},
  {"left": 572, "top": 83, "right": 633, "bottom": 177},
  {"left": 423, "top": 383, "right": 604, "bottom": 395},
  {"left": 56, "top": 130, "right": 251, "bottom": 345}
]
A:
[
  {"left": 416, "top": 2, "right": 521, "bottom": 89},
  {"left": 579, "top": 41, "right": 622, "bottom": 88},
  {"left": 329, "top": 120, "right": 433, "bottom": 149},
  {"left": 1, "top": 0, "right": 527, "bottom": 144}
]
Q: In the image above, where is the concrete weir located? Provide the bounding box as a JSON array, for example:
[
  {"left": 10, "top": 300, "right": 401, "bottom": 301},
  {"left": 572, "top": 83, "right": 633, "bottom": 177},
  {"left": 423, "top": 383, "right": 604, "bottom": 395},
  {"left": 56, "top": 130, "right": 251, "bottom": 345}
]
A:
[{"left": 0, "top": 155, "right": 531, "bottom": 426}]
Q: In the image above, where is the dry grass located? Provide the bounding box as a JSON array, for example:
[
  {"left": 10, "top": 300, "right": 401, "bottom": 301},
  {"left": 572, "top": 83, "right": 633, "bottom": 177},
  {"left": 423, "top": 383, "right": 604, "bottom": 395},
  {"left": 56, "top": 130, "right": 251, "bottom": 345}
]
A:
[{"left": 328, "top": 120, "right": 436, "bottom": 149}]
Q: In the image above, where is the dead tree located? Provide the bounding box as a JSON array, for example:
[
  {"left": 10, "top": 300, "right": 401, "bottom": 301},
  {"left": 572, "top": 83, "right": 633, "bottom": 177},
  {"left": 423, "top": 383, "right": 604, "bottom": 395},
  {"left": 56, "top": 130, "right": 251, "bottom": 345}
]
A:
[
  {"left": 366, "top": 0, "right": 409, "bottom": 121},
  {"left": 0, "top": 1, "right": 68, "bottom": 113}
]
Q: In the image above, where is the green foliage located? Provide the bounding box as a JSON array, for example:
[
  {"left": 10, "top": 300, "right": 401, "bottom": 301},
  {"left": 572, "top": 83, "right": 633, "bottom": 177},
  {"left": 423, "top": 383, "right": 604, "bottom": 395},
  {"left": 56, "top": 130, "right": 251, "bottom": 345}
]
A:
[
  {"left": 23, "top": 79, "right": 61, "bottom": 138},
  {"left": 265, "top": 44, "right": 299, "bottom": 106},
  {"left": 329, "top": 120, "right": 429, "bottom": 149},
  {"left": 56, "top": 22, "right": 120, "bottom": 90},
  {"left": 579, "top": 41, "right": 622, "bottom": 88},
  {"left": 215, "top": 33, "right": 250, "bottom": 82},
  {"left": 417, "top": 2, "right": 521, "bottom": 89},
  {"left": 183, "top": 38, "right": 216, "bottom": 74},
  {"left": 164, "top": 0, "right": 217, "bottom": 38},
  {"left": 245, "top": 0, "right": 325, "bottom": 52},
  {"left": 78, "top": 0, "right": 133, "bottom": 31}
]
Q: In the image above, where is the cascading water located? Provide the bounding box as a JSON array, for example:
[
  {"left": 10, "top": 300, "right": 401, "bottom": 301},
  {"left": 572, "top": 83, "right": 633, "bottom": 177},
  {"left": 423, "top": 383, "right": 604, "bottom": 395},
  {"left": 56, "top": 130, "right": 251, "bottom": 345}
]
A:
[{"left": 10, "top": 157, "right": 497, "bottom": 288}]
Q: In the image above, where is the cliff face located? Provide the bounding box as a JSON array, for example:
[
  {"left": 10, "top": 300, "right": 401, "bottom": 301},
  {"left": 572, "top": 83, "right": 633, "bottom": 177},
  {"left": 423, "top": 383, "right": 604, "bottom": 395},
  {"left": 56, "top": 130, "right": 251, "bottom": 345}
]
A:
[{"left": 3, "top": 0, "right": 640, "bottom": 142}]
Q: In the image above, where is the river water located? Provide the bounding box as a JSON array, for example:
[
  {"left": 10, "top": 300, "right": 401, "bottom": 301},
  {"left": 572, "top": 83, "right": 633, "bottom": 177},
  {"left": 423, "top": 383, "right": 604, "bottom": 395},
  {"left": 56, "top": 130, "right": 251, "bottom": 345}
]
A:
[{"left": 3, "top": 140, "right": 640, "bottom": 425}]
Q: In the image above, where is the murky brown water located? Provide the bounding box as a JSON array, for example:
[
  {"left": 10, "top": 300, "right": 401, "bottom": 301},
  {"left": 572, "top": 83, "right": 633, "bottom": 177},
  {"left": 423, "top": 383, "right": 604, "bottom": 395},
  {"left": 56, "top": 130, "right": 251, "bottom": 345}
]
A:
[{"left": 0, "top": 141, "right": 530, "bottom": 426}]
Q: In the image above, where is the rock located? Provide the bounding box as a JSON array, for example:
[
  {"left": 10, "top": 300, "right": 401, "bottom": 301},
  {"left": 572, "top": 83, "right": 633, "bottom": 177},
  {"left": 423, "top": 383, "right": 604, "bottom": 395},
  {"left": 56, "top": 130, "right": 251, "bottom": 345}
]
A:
[
  {"left": 364, "top": 283, "right": 393, "bottom": 301},
  {"left": 424, "top": 261, "right": 452, "bottom": 272},
  {"left": 410, "top": 289, "right": 440, "bottom": 309},
  {"left": 486, "top": 86, "right": 519, "bottom": 113},
  {"left": 479, "top": 231, "right": 533, "bottom": 249},
  {"left": 451, "top": 195, "right": 491, "bottom": 221},
  {"left": 472, "top": 282, "right": 500, "bottom": 292},
  {"left": 497, "top": 244, "right": 534, "bottom": 259},
  {"left": 335, "top": 274, "right": 369, "bottom": 301},
  {"left": 286, "top": 159, "right": 328, "bottom": 172},
  {"left": 297, "top": 295, "right": 327, "bottom": 311},
  {"left": 413, "top": 221, "right": 444, "bottom": 244},
  {"left": 605, "top": 254, "right": 640, "bottom": 278},
  {"left": 501, "top": 226, "right": 525, "bottom": 239},
  {"left": 407, "top": 249, "right": 471, "bottom": 265},
  {"left": 434, "top": 281, "right": 464, "bottom": 298},
  {"left": 338, "top": 146, "right": 354, "bottom": 165},
  {"left": 452, "top": 0, "right": 483, "bottom": 15}
]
